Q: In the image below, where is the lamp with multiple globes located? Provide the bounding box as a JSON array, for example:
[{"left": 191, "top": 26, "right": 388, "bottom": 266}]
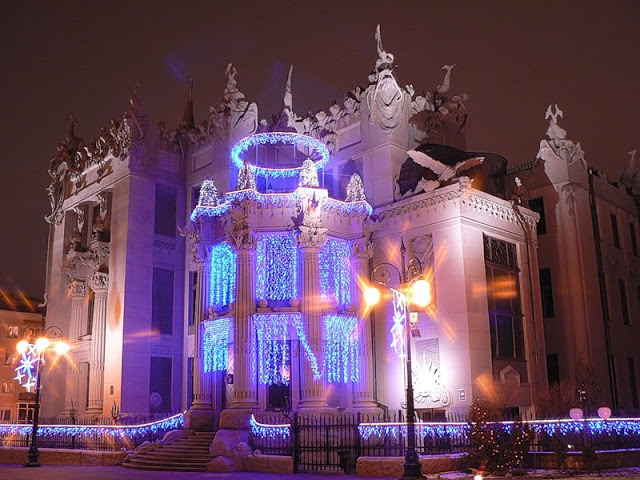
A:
[{"left": 14, "top": 326, "right": 69, "bottom": 468}]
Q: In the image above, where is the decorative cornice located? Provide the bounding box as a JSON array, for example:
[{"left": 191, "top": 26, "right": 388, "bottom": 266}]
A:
[
  {"left": 63, "top": 245, "right": 110, "bottom": 285},
  {"left": 87, "top": 272, "right": 109, "bottom": 293},
  {"left": 378, "top": 184, "right": 539, "bottom": 231}
]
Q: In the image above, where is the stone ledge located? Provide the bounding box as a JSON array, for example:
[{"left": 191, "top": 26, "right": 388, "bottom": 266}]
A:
[
  {"left": 356, "top": 453, "right": 467, "bottom": 477},
  {"left": 0, "top": 447, "right": 127, "bottom": 466},
  {"left": 245, "top": 454, "right": 294, "bottom": 473}
]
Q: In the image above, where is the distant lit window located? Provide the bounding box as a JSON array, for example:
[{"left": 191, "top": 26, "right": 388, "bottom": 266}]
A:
[
  {"left": 6, "top": 326, "right": 18, "bottom": 338},
  {"left": 529, "top": 197, "right": 546, "bottom": 235},
  {"left": 630, "top": 223, "right": 638, "bottom": 256},
  {"left": 620, "top": 279, "right": 630, "bottom": 325},
  {"left": 611, "top": 213, "right": 620, "bottom": 248},
  {"left": 3, "top": 353, "right": 16, "bottom": 366},
  {"left": 1, "top": 380, "right": 15, "bottom": 394},
  {"left": 539, "top": 268, "right": 555, "bottom": 318}
]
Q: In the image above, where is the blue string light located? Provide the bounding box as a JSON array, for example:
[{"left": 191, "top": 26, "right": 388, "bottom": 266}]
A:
[
  {"left": 231, "top": 132, "right": 330, "bottom": 179},
  {"left": 325, "top": 314, "right": 359, "bottom": 383},
  {"left": 291, "top": 314, "right": 322, "bottom": 380},
  {"left": 209, "top": 242, "right": 236, "bottom": 309},
  {"left": 254, "top": 313, "right": 290, "bottom": 385},
  {"left": 249, "top": 414, "right": 291, "bottom": 439},
  {"left": 189, "top": 189, "right": 372, "bottom": 223},
  {"left": 0, "top": 412, "right": 185, "bottom": 440},
  {"left": 202, "top": 317, "right": 232, "bottom": 372},
  {"left": 319, "top": 238, "right": 352, "bottom": 310},
  {"left": 256, "top": 233, "right": 298, "bottom": 302}
]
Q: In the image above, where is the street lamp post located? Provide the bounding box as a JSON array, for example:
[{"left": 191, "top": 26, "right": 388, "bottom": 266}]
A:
[
  {"left": 365, "top": 238, "right": 431, "bottom": 480},
  {"left": 15, "top": 326, "right": 69, "bottom": 468}
]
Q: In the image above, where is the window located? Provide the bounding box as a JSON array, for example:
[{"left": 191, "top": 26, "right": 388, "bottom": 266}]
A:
[
  {"left": 611, "top": 213, "right": 620, "bottom": 248},
  {"left": 539, "top": 268, "right": 555, "bottom": 318},
  {"left": 629, "top": 357, "right": 639, "bottom": 409},
  {"left": 188, "top": 271, "right": 198, "bottom": 326},
  {"left": 529, "top": 197, "right": 546, "bottom": 235},
  {"left": 3, "top": 353, "right": 16, "bottom": 366},
  {"left": 0, "top": 409, "right": 10, "bottom": 421},
  {"left": 152, "top": 268, "right": 174, "bottom": 335},
  {"left": 484, "top": 236, "right": 525, "bottom": 361},
  {"left": 154, "top": 184, "right": 177, "bottom": 237},
  {"left": 630, "top": 223, "right": 638, "bottom": 256},
  {"left": 620, "top": 279, "right": 630, "bottom": 325},
  {"left": 547, "top": 353, "right": 560, "bottom": 385},
  {"left": 7, "top": 326, "right": 19, "bottom": 338},
  {"left": 1, "top": 380, "right": 15, "bottom": 394},
  {"left": 149, "top": 356, "right": 172, "bottom": 413}
]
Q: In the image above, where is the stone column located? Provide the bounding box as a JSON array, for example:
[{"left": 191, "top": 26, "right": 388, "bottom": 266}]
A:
[
  {"left": 351, "top": 243, "right": 378, "bottom": 410},
  {"left": 231, "top": 242, "right": 258, "bottom": 409},
  {"left": 187, "top": 244, "right": 215, "bottom": 430},
  {"left": 86, "top": 272, "right": 108, "bottom": 414},
  {"left": 68, "top": 280, "right": 87, "bottom": 340},
  {"left": 64, "top": 280, "right": 86, "bottom": 414},
  {"left": 298, "top": 243, "right": 328, "bottom": 409}
]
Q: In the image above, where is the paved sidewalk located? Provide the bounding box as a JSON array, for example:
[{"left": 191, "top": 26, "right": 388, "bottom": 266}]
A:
[{"left": 0, "top": 465, "right": 390, "bottom": 480}]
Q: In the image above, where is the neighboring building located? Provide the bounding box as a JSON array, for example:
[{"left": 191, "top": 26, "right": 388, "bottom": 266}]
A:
[
  {"left": 511, "top": 113, "right": 640, "bottom": 414},
  {"left": 0, "top": 292, "right": 43, "bottom": 422},
  {"left": 38, "top": 27, "right": 638, "bottom": 424}
]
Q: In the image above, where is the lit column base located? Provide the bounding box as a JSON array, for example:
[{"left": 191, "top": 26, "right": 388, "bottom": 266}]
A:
[{"left": 185, "top": 407, "right": 216, "bottom": 431}]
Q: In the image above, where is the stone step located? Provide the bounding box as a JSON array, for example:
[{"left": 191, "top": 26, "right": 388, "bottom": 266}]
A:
[
  {"left": 137, "top": 451, "right": 212, "bottom": 460},
  {"left": 160, "top": 446, "right": 211, "bottom": 453},
  {"left": 130, "top": 456, "right": 212, "bottom": 466},
  {"left": 123, "top": 463, "right": 207, "bottom": 472}
]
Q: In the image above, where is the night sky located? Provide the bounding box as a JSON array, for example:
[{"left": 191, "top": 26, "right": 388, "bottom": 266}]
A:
[{"left": 1, "top": 1, "right": 638, "bottom": 299}]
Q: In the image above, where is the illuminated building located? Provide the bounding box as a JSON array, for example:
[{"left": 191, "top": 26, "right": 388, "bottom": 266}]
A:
[{"left": 38, "top": 27, "right": 639, "bottom": 429}]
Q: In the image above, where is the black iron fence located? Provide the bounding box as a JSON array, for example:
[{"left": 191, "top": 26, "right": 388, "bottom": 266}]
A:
[{"left": 250, "top": 411, "right": 640, "bottom": 473}]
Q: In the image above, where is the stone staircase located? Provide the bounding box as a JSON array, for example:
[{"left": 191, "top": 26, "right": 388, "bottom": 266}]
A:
[{"left": 124, "top": 431, "right": 216, "bottom": 472}]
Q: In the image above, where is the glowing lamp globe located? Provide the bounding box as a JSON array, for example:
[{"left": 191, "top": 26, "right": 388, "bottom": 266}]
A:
[
  {"left": 474, "top": 475, "right": 483, "bottom": 480},
  {"left": 35, "top": 337, "right": 50, "bottom": 353},
  {"left": 597, "top": 406, "right": 612, "bottom": 420},
  {"left": 16, "top": 340, "right": 29, "bottom": 354},
  {"left": 569, "top": 408, "right": 583, "bottom": 420},
  {"left": 411, "top": 279, "right": 432, "bottom": 307},
  {"left": 54, "top": 341, "right": 70, "bottom": 356},
  {"left": 364, "top": 286, "right": 381, "bottom": 306}
]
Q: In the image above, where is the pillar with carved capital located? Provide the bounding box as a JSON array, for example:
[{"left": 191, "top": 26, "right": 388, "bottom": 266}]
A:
[
  {"left": 231, "top": 241, "right": 258, "bottom": 409},
  {"left": 68, "top": 280, "right": 87, "bottom": 340},
  {"left": 64, "top": 280, "right": 86, "bottom": 414},
  {"left": 298, "top": 241, "right": 328, "bottom": 409},
  {"left": 351, "top": 242, "right": 378, "bottom": 410},
  {"left": 86, "top": 272, "right": 108, "bottom": 414},
  {"left": 187, "top": 244, "right": 215, "bottom": 430}
]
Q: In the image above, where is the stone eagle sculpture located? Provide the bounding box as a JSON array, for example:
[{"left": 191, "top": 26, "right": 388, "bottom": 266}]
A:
[{"left": 407, "top": 149, "right": 484, "bottom": 189}]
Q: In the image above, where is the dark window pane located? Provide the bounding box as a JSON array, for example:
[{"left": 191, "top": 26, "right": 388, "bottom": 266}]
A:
[
  {"left": 150, "top": 356, "right": 172, "bottom": 413},
  {"left": 529, "top": 197, "right": 546, "bottom": 235},
  {"left": 489, "top": 315, "right": 497, "bottom": 357},
  {"left": 539, "top": 267, "right": 555, "bottom": 318},
  {"left": 497, "top": 315, "right": 514, "bottom": 359},
  {"left": 619, "top": 279, "right": 630, "bottom": 325},
  {"left": 629, "top": 357, "right": 639, "bottom": 409},
  {"left": 611, "top": 213, "right": 620, "bottom": 248},
  {"left": 630, "top": 224, "right": 638, "bottom": 256},
  {"left": 155, "top": 184, "right": 177, "bottom": 237},
  {"left": 547, "top": 353, "right": 560, "bottom": 385},
  {"left": 152, "top": 268, "right": 174, "bottom": 334}
]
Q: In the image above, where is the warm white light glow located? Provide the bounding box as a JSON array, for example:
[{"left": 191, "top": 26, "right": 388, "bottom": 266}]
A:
[
  {"left": 474, "top": 474, "right": 483, "bottom": 480},
  {"left": 35, "top": 337, "right": 50, "bottom": 353},
  {"left": 411, "top": 279, "right": 432, "bottom": 307},
  {"left": 16, "top": 340, "right": 29, "bottom": 354},
  {"left": 54, "top": 341, "right": 70, "bottom": 356},
  {"left": 364, "top": 286, "right": 381, "bottom": 306}
]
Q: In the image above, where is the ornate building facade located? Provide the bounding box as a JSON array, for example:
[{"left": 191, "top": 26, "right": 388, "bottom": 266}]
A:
[{"left": 38, "top": 27, "right": 639, "bottom": 426}]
